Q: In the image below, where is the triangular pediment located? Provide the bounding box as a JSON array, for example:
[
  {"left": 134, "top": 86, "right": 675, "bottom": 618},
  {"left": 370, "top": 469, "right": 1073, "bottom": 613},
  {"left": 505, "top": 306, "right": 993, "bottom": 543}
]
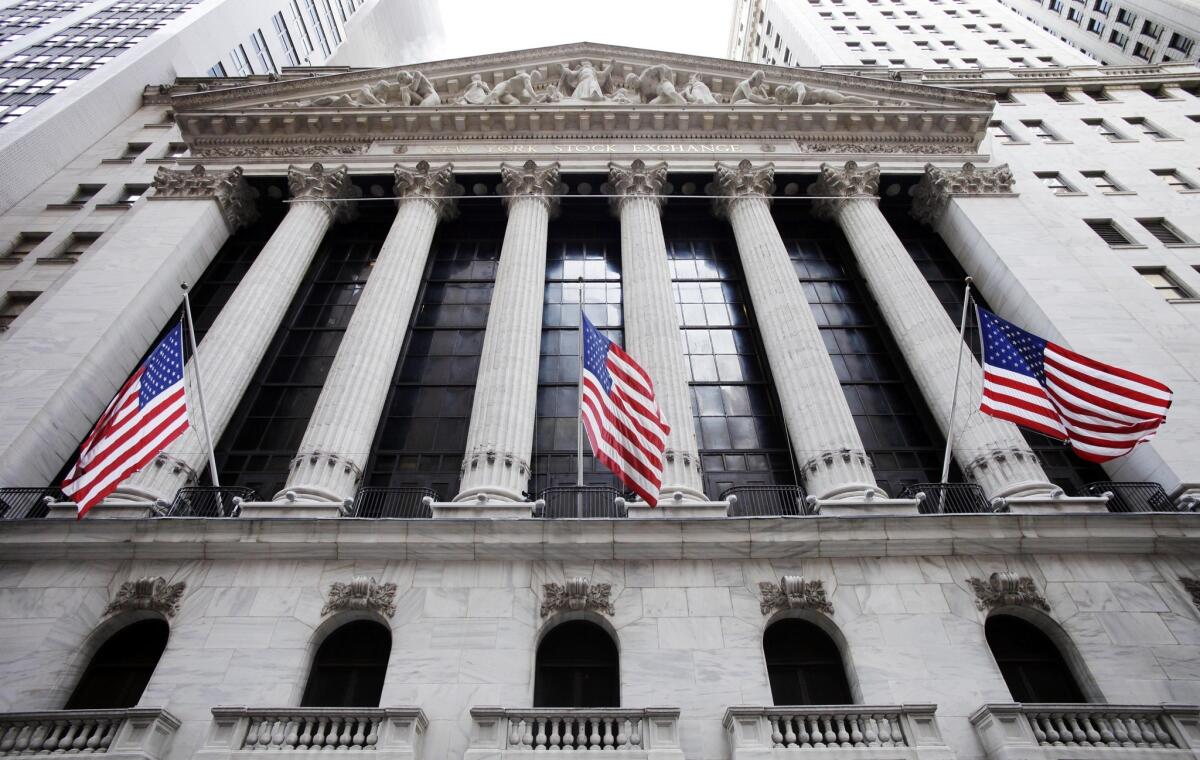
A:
[{"left": 166, "top": 42, "right": 995, "bottom": 157}]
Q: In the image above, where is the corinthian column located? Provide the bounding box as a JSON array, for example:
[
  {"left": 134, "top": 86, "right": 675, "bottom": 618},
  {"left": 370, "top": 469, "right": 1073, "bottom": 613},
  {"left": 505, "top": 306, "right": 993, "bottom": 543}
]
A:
[
  {"left": 281, "top": 161, "right": 458, "bottom": 502},
  {"left": 712, "top": 161, "right": 883, "bottom": 501},
  {"left": 455, "top": 161, "right": 562, "bottom": 503},
  {"left": 114, "top": 164, "right": 357, "bottom": 503},
  {"left": 813, "top": 161, "right": 1053, "bottom": 499},
  {"left": 605, "top": 161, "right": 706, "bottom": 501}
]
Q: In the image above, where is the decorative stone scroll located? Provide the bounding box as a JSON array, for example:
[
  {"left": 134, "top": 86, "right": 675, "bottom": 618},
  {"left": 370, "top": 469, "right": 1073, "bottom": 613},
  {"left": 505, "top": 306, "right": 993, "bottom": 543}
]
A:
[
  {"left": 394, "top": 160, "right": 460, "bottom": 219},
  {"left": 758, "top": 576, "right": 834, "bottom": 616},
  {"left": 811, "top": 161, "right": 881, "bottom": 219},
  {"left": 911, "top": 162, "right": 1016, "bottom": 226},
  {"left": 967, "top": 572, "right": 1050, "bottom": 612},
  {"left": 1181, "top": 577, "right": 1200, "bottom": 612},
  {"left": 149, "top": 165, "right": 257, "bottom": 231},
  {"left": 322, "top": 576, "right": 398, "bottom": 618},
  {"left": 288, "top": 163, "right": 358, "bottom": 222},
  {"left": 104, "top": 577, "right": 186, "bottom": 618},
  {"left": 605, "top": 159, "right": 669, "bottom": 212},
  {"left": 711, "top": 159, "right": 775, "bottom": 217},
  {"left": 540, "top": 578, "right": 615, "bottom": 618}
]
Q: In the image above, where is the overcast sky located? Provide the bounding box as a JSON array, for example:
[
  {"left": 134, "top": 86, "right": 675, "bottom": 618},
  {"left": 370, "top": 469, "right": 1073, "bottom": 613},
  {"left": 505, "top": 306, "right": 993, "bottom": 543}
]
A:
[{"left": 422, "top": 0, "right": 738, "bottom": 61}]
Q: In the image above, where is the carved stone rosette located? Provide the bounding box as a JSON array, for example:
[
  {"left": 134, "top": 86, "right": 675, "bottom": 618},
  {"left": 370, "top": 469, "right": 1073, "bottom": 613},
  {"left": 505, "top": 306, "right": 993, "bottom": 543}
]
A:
[
  {"left": 811, "top": 161, "right": 881, "bottom": 219},
  {"left": 149, "top": 164, "right": 257, "bottom": 231},
  {"left": 322, "top": 576, "right": 398, "bottom": 618},
  {"left": 911, "top": 162, "right": 1016, "bottom": 226},
  {"left": 605, "top": 159, "right": 669, "bottom": 212},
  {"left": 287, "top": 163, "right": 358, "bottom": 223},
  {"left": 499, "top": 160, "right": 564, "bottom": 216},
  {"left": 394, "top": 160, "right": 460, "bottom": 220},
  {"left": 758, "top": 576, "right": 834, "bottom": 616},
  {"left": 1181, "top": 577, "right": 1200, "bottom": 612},
  {"left": 711, "top": 160, "right": 775, "bottom": 218},
  {"left": 967, "top": 572, "right": 1050, "bottom": 612},
  {"left": 540, "top": 577, "right": 615, "bottom": 618},
  {"left": 104, "top": 577, "right": 186, "bottom": 618}
]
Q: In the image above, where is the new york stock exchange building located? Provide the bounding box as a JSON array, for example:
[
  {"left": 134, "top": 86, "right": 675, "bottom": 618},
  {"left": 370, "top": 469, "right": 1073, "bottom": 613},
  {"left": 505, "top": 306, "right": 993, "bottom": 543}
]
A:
[{"left": 2, "top": 42, "right": 1200, "bottom": 760}]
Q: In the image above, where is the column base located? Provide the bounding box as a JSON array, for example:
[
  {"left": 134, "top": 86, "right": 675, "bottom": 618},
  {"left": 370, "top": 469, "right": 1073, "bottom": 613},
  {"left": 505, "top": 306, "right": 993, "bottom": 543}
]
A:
[
  {"left": 432, "top": 497, "right": 534, "bottom": 519},
  {"left": 452, "top": 485, "right": 526, "bottom": 504},
  {"left": 813, "top": 482, "right": 890, "bottom": 502},
  {"left": 995, "top": 494, "right": 1110, "bottom": 515},
  {"left": 106, "top": 483, "right": 175, "bottom": 505},
  {"left": 240, "top": 500, "right": 343, "bottom": 518},
  {"left": 626, "top": 497, "right": 729, "bottom": 518},
  {"left": 48, "top": 500, "right": 155, "bottom": 519},
  {"left": 987, "top": 478, "right": 1059, "bottom": 499},
  {"left": 816, "top": 496, "right": 922, "bottom": 517},
  {"left": 654, "top": 485, "right": 709, "bottom": 504}
]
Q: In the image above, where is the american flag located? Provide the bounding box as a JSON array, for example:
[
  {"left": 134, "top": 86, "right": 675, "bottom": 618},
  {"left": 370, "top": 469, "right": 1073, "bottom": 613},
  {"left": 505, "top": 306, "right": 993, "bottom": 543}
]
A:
[
  {"left": 580, "top": 315, "right": 670, "bottom": 505},
  {"left": 62, "top": 323, "right": 189, "bottom": 517},
  {"left": 977, "top": 307, "right": 1171, "bottom": 463}
]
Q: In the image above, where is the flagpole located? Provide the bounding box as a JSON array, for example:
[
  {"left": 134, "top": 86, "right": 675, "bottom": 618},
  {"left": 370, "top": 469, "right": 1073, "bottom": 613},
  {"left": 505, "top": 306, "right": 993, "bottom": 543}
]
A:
[
  {"left": 181, "top": 282, "right": 221, "bottom": 491},
  {"left": 939, "top": 277, "right": 973, "bottom": 494},
  {"left": 576, "top": 278, "right": 586, "bottom": 517}
]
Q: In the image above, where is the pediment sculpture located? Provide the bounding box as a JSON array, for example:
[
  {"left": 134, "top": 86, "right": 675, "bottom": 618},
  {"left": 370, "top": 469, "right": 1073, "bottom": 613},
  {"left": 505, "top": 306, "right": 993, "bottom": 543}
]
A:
[{"left": 277, "top": 70, "right": 440, "bottom": 108}]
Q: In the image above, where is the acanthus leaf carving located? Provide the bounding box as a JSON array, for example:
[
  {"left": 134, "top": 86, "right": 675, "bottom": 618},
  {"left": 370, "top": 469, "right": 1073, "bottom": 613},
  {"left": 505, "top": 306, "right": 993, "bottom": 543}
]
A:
[
  {"left": 322, "top": 576, "right": 397, "bottom": 618},
  {"left": 500, "top": 160, "right": 564, "bottom": 216},
  {"left": 150, "top": 165, "right": 258, "bottom": 231},
  {"left": 711, "top": 159, "right": 775, "bottom": 218},
  {"left": 394, "top": 160, "right": 460, "bottom": 220},
  {"left": 911, "top": 162, "right": 1016, "bottom": 226},
  {"left": 104, "top": 576, "right": 186, "bottom": 618},
  {"left": 811, "top": 160, "right": 881, "bottom": 219},
  {"left": 605, "top": 159, "right": 669, "bottom": 212},
  {"left": 758, "top": 576, "right": 834, "bottom": 616},
  {"left": 967, "top": 572, "right": 1050, "bottom": 612},
  {"left": 287, "top": 162, "right": 359, "bottom": 223},
  {"left": 540, "top": 577, "right": 615, "bottom": 618}
]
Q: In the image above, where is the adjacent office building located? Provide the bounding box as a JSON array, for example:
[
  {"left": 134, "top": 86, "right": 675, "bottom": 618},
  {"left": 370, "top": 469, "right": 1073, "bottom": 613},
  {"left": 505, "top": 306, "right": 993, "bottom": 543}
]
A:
[{"left": 1, "top": 2, "right": 1200, "bottom": 759}]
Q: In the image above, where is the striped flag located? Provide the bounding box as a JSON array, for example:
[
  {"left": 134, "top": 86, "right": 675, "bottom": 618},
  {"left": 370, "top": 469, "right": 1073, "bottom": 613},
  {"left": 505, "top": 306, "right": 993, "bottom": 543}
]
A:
[
  {"left": 580, "top": 315, "right": 670, "bottom": 505},
  {"left": 62, "top": 323, "right": 189, "bottom": 517},
  {"left": 977, "top": 307, "right": 1171, "bottom": 463}
]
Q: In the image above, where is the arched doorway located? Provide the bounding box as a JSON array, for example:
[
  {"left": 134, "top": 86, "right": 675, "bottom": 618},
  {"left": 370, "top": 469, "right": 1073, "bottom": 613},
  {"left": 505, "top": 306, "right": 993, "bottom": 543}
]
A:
[
  {"left": 534, "top": 620, "right": 619, "bottom": 707},
  {"left": 985, "top": 614, "right": 1086, "bottom": 702},
  {"left": 763, "top": 618, "right": 853, "bottom": 705},
  {"left": 301, "top": 619, "right": 391, "bottom": 707},
  {"left": 66, "top": 618, "right": 169, "bottom": 709}
]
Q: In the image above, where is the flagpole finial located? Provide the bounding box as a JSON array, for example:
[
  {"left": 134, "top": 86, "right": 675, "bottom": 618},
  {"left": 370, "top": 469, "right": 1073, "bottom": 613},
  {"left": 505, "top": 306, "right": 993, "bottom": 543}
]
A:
[
  {"left": 965, "top": 276, "right": 973, "bottom": 285},
  {"left": 180, "top": 281, "right": 190, "bottom": 291}
]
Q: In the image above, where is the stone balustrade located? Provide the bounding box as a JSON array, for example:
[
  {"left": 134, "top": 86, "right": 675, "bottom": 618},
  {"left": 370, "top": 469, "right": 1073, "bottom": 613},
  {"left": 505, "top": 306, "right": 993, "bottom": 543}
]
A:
[
  {"left": 723, "top": 705, "right": 953, "bottom": 760},
  {"left": 197, "top": 708, "right": 426, "bottom": 760},
  {"left": 0, "top": 709, "right": 179, "bottom": 760},
  {"left": 971, "top": 703, "right": 1200, "bottom": 760},
  {"left": 467, "top": 707, "right": 684, "bottom": 758}
]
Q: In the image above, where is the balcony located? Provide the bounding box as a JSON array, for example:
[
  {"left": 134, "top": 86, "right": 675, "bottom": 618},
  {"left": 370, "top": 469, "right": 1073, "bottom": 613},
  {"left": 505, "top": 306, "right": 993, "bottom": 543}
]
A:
[
  {"left": 348, "top": 487, "right": 438, "bottom": 518},
  {"left": 535, "top": 486, "right": 626, "bottom": 518},
  {"left": 971, "top": 703, "right": 1200, "bottom": 760},
  {"left": 162, "top": 487, "right": 256, "bottom": 517},
  {"left": 900, "top": 483, "right": 995, "bottom": 514},
  {"left": 0, "top": 487, "right": 59, "bottom": 519},
  {"left": 1083, "top": 481, "right": 1183, "bottom": 513},
  {"left": 723, "top": 485, "right": 813, "bottom": 516},
  {"left": 197, "top": 707, "right": 426, "bottom": 760},
  {"left": 724, "top": 705, "right": 953, "bottom": 759},
  {"left": 467, "top": 707, "right": 684, "bottom": 758},
  {"left": 0, "top": 708, "right": 179, "bottom": 760}
]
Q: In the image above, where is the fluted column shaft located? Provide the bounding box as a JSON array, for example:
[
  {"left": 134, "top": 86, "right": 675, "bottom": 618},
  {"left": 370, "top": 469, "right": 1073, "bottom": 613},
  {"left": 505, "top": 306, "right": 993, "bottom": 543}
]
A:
[
  {"left": 718, "top": 185, "right": 883, "bottom": 500},
  {"left": 117, "top": 164, "right": 355, "bottom": 502},
  {"left": 455, "top": 161, "right": 561, "bottom": 502},
  {"left": 816, "top": 161, "right": 1053, "bottom": 499},
  {"left": 282, "top": 162, "right": 457, "bottom": 502}
]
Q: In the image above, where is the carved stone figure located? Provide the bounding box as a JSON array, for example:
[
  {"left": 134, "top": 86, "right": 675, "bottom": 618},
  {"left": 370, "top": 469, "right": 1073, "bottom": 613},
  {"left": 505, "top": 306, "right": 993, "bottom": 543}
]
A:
[
  {"left": 278, "top": 70, "right": 439, "bottom": 108},
  {"left": 540, "top": 577, "right": 615, "bottom": 618},
  {"left": 322, "top": 576, "right": 398, "bottom": 618},
  {"left": 104, "top": 577, "right": 186, "bottom": 618},
  {"left": 731, "top": 71, "right": 775, "bottom": 104},
  {"left": 680, "top": 72, "right": 718, "bottom": 104},
  {"left": 758, "top": 576, "right": 834, "bottom": 615},
  {"left": 774, "top": 80, "right": 878, "bottom": 106},
  {"left": 454, "top": 73, "right": 492, "bottom": 105},
  {"left": 534, "top": 83, "right": 562, "bottom": 103},
  {"left": 559, "top": 59, "right": 615, "bottom": 102},
  {"left": 625, "top": 64, "right": 686, "bottom": 105},
  {"left": 485, "top": 70, "right": 541, "bottom": 105},
  {"left": 967, "top": 572, "right": 1050, "bottom": 612},
  {"left": 396, "top": 70, "right": 440, "bottom": 106}
]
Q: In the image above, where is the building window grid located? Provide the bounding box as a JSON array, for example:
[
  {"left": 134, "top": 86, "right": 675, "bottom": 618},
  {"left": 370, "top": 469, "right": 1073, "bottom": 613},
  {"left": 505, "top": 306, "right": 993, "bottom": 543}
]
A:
[
  {"left": 1124, "top": 117, "right": 1169, "bottom": 139},
  {"left": 1035, "top": 172, "right": 1076, "bottom": 193},
  {"left": 1137, "top": 218, "right": 1190, "bottom": 245},
  {"left": 1022, "top": 119, "right": 1061, "bottom": 142},
  {"left": 303, "top": 0, "right": 332, "bottom": 57},
  {"left": 1085, "top": 218, "right": 1137, "bottom": 246},
  {"left": 0, "top": 291, "right": 38, "bottom": 331},
  {"left": 1151, "top": 169, "right": 1197, "bottom": 191},
  {"left": 249, "top": 30, "right": 277, "bottom": 75},
  {"left": 229, "top": 43, "right": 252, "bottom": 76},
  {"left": 1137, "top": 267, "right": 1191, "bottom": 299},
  {"left": 272, "top": 12, "right": 301, "bottom": 67},
  {"left": 0, "top": 1, "right": 88, "bottom": 44},
  {"left": 1083, "top": 117, "right": 1123, "bottom": 140},
  {"left": 1081, "top": 170, "right": 1123, "bottom": 192}
]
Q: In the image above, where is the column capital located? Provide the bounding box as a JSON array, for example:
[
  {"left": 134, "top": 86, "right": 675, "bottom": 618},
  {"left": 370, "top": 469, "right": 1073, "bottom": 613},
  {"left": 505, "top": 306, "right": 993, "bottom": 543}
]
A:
[
  {"left": 500, "top": 160, "right": 564, "bottom": 217},
  {"left": 911, "top": 162, "right": 1016, "bottom": 226},
  {"left": 811, "top": 161, "right": 880, "bottom": 219},
  {"left": 394, "top": 160, "right": 460, "bottom": 220},
  {"left": 149, "top": 165, "right": 258, "bottom": 231},
  {"left": 288, "top": 162, "right": 359, "bottom": 223},
  {"left": 711, "top": 159, "right": 775, "bottom": 218},
  {"left": 605, "top": 159, "right": 669, "bottom": 213}
]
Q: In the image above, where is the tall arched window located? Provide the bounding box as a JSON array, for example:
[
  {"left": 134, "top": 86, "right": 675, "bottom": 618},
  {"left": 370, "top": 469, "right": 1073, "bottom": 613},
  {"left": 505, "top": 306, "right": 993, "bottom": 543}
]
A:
[
  {"left": 534, "top": 620, "right": 619, "bottom": 707},
  {"left": 986, "top": 615, "right": 1085, "bottom": 702},
  {"left": 764, "top": 619, "right": 853, "bottom": 705},
  {"left": 66, "top": 619, "right": 169, "bottom": 709},
  {"left": 301, "top": 620, "right": 391, "bottom": 707}
]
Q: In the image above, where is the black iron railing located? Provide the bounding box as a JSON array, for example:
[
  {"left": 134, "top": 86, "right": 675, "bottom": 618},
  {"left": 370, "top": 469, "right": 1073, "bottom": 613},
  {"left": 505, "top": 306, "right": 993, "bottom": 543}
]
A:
[
  {"left": 721, "top": 485, "right": 812, "bottom": 516},
  {"left": 900, "top": 482, "right": 995, "bottom": 514},
  {"left": 1084, "top": 481, "right": 1177, "bottom": 513},
  {"left": 536, "top": 487, "right": 626, "bottom": 518},
  {"left": 0, "top": 487, "right": 61, "bottom": 519},
  {"left": 349, "top": 487, "right": 438, "bottom": 518},
  {"left": 164, "top": 486, "right": 256, "bottom": 517}
]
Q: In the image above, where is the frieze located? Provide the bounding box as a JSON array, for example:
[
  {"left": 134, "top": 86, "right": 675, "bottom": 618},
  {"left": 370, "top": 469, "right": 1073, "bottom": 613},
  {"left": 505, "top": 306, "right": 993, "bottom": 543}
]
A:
[
  {"left": 104, "top": 576, "right": 186, "bottom": 618},
  {"left": 796, "top": 141, "right": 976, "bottom": 155},
  {"left": 967, "top": 572, "right": 1050, "bottom": 612},
  {"left": 191, "top": 144, "right": 367, "bottom": 158},
  {"left": 322, "top": 576, "right": 398, "bottom": 618},
  {"left": 541, "top": 577, "right": 615, "bottom": 618},
  {"left": 758, "top": 576, "right": 834, "bottom": 616}
]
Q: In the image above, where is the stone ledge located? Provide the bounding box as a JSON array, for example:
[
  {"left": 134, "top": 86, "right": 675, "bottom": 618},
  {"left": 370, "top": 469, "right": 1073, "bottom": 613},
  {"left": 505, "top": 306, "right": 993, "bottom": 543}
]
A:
[{"left": 0, "top": 513, "right": 1197, "bottom": 561}]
